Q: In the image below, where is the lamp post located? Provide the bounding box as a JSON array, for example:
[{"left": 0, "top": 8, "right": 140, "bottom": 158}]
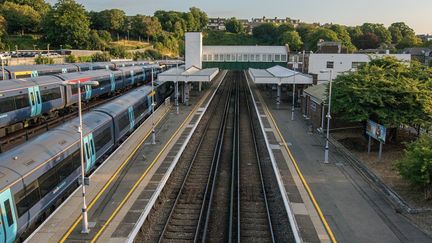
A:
[
  {"left": 291, "top": 55, "right": 298, "bottom": 121},
  {"left": 175, "top": 63, "right": 179, "bottom": 114},
  {"left": 62, "top": 78, "right": 99, "bottom": 234},
  {"left": 151, "top": 67, "right": 156, "bottom": 145},
  {"left": 320, "top": 69, "right": 333, "bottom": 164}
]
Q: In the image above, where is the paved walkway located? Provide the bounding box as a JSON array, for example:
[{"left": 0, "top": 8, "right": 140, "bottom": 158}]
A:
[{"left": 259, "top": 89, "right": 431, "bottom": 243}]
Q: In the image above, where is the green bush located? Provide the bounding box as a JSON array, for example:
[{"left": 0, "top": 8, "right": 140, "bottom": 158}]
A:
[
  {"left": 79, "top": 56, "right": 92, "bottom": 62},
  {"left": 65, "top": 55, "right": 78, "bottom": 63},
  {"left": 35, "top": 56, "right": 54, "bottom": 64},
  {"left": 108, "top": 46, "right": 132, "bottom": 59},
  {"left": 91, "top": 52, "right": 111, "bottom": 62},
  {"left": 396, "top": 135, "right": 432, "bottom": 199},
  {"left": 133, "top": 49, "right": 162, "bottom": 61}
]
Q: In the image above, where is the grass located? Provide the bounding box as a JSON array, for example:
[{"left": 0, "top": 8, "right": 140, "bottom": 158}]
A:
[
  {"left": 4, "top": 34, "right": 47, "bottom": 51},
  {"left": 110, "top": 40, "right": 152, "bottom": 50}
]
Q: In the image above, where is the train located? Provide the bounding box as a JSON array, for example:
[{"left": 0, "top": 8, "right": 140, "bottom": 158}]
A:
[
  {"left": 0, "top": 61, "right": 183, "bottom": 80},
  {"left": 0, "top": 64, "right": 165, "bottom": 137},
  {"left": 0, "top": 79, "right": 174, "bottom": 243}
]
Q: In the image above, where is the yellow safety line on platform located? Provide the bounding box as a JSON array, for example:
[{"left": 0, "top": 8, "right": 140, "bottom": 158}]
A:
[
  {"left": 60, "top": 108, "right": 170, "bottom": 242},
  {"left": 263, "top": 100, "right": 337, "bottom": 243},
  {"left": 90, "top": 100, "right": 201, "bottom": 243}
]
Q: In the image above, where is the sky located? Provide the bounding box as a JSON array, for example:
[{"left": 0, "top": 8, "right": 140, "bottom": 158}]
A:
[{"left": 46, "top": 0, "right": 431, "bottom": 34}]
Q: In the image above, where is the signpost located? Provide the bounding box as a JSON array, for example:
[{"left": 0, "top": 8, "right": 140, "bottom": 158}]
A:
[{"left": 366, "top": 120, "right": 386, "bottom": 161}]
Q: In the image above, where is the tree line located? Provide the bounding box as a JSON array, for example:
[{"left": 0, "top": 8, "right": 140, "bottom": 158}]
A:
[
  {"left": 224, "top": 18, "right": 429, "bottom": 52},
  {"left": 0, "top": 0, "right": 208, "bottom": 57}
]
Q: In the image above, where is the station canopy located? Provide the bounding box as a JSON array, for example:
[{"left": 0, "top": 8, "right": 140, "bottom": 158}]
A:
[
  {"left": 248, "top": 65, "right": 313, "bottom": 84},
  {"left": 158, "top": 66, "right": 219, "bottom": 82}
]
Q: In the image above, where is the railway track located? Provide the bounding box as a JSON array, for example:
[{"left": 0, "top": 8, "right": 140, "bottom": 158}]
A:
[{"left": 137, "top": 71, "right": 295, "bottom": 243}]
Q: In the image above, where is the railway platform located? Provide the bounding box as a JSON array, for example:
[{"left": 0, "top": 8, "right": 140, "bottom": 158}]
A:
[
  {"left": 254, "top": 75, "right": 432, "bottom": 242},
  {"left": 27, "top": 71, "right": 227, "bottom": 242}
]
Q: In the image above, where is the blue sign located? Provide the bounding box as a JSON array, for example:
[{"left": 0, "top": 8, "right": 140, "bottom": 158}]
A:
[{"left": 366, "top": 120, "right": 386, "bottom": 143}]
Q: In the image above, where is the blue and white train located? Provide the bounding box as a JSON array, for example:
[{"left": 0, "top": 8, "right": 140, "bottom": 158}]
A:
[{"left": 0, "top": 80, "right": 173, "bottom": 242}]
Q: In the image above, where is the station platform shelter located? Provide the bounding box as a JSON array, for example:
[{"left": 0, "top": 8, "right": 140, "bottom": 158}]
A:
[
  {"left": 248, "top": 65, "right": 313, "bottom": 105},
  {"left": 158, "top": 65, "right": 219, "bottom": 106}
]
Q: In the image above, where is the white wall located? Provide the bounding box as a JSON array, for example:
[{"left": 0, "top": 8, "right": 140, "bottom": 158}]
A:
[
  {"left": 202, "top": 45, "right": 288, "bottom": 62},
  {"left": 308, "top": 54, "right": 411, "bottom": 83},
  {"left": 185, "top": 32, "right": 202, "bottom": 69}
]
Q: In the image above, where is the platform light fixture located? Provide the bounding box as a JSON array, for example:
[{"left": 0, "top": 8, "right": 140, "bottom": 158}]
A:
[
  {"left": 62, "top": 78, "right": 99, "bottom": 234},
  {"left": 320, "top": 69, "right": 333, "bottom": 164}
]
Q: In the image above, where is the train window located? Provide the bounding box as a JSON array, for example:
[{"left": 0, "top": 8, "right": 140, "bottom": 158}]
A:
[
  {"left": 38, "top": 165, "right": 60, "bottom": 197},
  {"left": 57, "top": 151, "right": 80, "bottom": 181},
  {"left": 4, "top": 200, "right": 14, "bottom": 226},
  {"left": 15, "top": 94, "right": 29, "bottom": 109},
  {"left": 14, "top": 181, "right": 41, "bottom": 217},
  {"left": 118, "top": 112, "right": 129, "bottom": 131},
  {"left": 0, "top": 96, "right": 16, "bottom": 113},
  {"left": 115, "top": 75, "right": 122, "bottom": 82},
  {"left": 134, "top": 102, "right": 147, "bottom": 116},
  {"left": 124, "top": 72, "right": 131, "bottom": 78},
  {"left": 40, "top": 88, "right": 62, "bottom": 102},
  {"left": 94, "top": 127, "right": 112, "bottom": 151}
]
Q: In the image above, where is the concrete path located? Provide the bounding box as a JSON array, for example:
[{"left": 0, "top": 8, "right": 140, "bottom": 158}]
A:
[{"left": 259, "top": 89, "right": 431, "bottom": 243}]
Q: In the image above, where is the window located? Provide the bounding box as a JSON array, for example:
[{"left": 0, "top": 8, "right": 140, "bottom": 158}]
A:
[
  {"left": 225, "top": 54, "right": 230, "bottom": 61},
  {"left": 202, "top": 54, "right": 207, "bottom": 61},
  {"left": 243, "top": 54, "right": 248, "bottom": 61},
  {"left": 352, "top": 62, "right": 366, "bottom": 69},
  {"left": 231, "top": 54, "right": 236, "bottom": 61},
  {"left": 15, "top": 94, "right": 29, "bottom": 109},
  {"left": 57, "top": 151, "right": 80, "bottom": 182},
  {"left": 0, "top": 96, "right": 16, "bottom": 113},
  {"left": 255, "top": 54, "right": 260, "bottom": 61},
  {"left": 237, "top": 54, "right": 242, "bottom": 62},
  {"left": 326, "top": 61, "right": 334, "bottom": 69},
  {"left": 268, "top": 54, "right": 273, "bottom": 62},
  {"left": 250, "top": 54, "right": 255, "bottom": 61},
  {"left": 275, "top": 54, "right": 281, "bottom": 62},
  {"left": 41, "top": 88, "right": 62, "bottom": 102},
  {"left": 4, "top": 200, "right": 14, "bottom": 226},
  {"left": 14, "top": 181, "right": 41, "bottom": 217},
  {"left": 95, "top": 127, "right": 112, "bottom": 151},
  {"left": 71, "top": 84, "right": 85, "bottom": 95},
  {"left": 262, "top": 54, "right": 267, "bottom": 62},
  {"left": 134, "top": 101, "right": 148, "bottom": 117},
  {"left": 207, "top": 54, "right": 213, "bottom": 61},
  {"left": 38, "top": 164, "right": 60, "bottom": 197},
  {"left": 214, "top": 54, "right": 219, "bottom": 61},
  {"left": 118, "top": 112, "right": 130, "bottom": 131},
  {"left": 281, "top": 54, "right": 287, "bottom": 62}
]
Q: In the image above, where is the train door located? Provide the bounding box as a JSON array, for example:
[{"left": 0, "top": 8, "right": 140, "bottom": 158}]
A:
[
  {"left": 130, "top": 70, "right": 135, "bottom": 85},
  {"left": 110, "top": 74, "right": 116, "bottom": 92},
  {"left": 147, "top": 96, "right": 152, "bottom": 113},
  {"left": 128, "top": 106, "right": 135, "bottom": 131},
  {"left": 0, "top": 189, "right": 17, "bottom": 243},
  {"left": 83, "top": 133, "right": 96, "bottom": 173},
  {"left": 27, "top": 86, "right": 42, "bottom": 117},
  {"left": 31, "top": 71, "right": 38, "bottom": 78},
  {"left": 84, "top": 85, "right": 92, "bottom": 100}
]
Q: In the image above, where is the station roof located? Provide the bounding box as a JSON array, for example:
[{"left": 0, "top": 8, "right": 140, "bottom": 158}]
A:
[
  {"left": 203, "top": 45, "right": 288, "bottom": 54},
  {"left": 158, "top": 66, "right": 219, "bottom": 82},
  {"left": 248, "top": 65, "right": 313, "bottom": 84},
  {"left": 303, "top": 84, "right": 327, "bottom": 104}
]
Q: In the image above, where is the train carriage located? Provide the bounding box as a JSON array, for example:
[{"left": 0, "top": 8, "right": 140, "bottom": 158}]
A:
[
  {"left": 0, "top": 64, "right": 79, "bottom": 80},
  {"left": 0, "top": 76, "right": 66, "bottom": 130},
  {"left": 117, "top": 66, "right": 147, "bottom": 87},
  {"left": 0, "top": 111, "right": 114, "bottom": 242}
]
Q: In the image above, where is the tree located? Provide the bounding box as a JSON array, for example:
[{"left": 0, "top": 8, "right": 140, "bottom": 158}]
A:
[
  {"left": 279, "top": 31, "right": 303, "bottom": 50},
  {"left": 225, "top": 17, "right": 244, "bottom": 34},
  {"left": 331, "top": 57, "right": 432, "bottom": 131},
  {"left": 131, "top": 15, "right": 162, "bottom": 42},
  {"left": 0, "top": 15, "right": 6, "bottom": 49},
  {"left": 352, "top": 32, "right": 380, "bottom": 49},
  {"left": 98, "top": 9, "right": 126, "bottom": 36},
  {"left": 189, "top": 7, "right": 208, "bottom": 31},
  {"left": 305, "top": 27, "right": 339, "bottom": 51},
  {"left": 0, "top": 2, "right": 41, "bottom": 34},
  {"left": 88, "top": 30, "right": 110, "bottom": 50},
  {"left": 295, "top": 23, "right": 318, "bottom": 43},
  {"left": 327, "top": 24, "right": 356, "bottom": 52},
  {"left": 360, "top": 23, "right": 392, "bottom": 45},
  {"left": 252, "top": 23, "right": 278, "bottom": 44},
  {"left": 277, "top": 23, "right": 295, "bottom": 34},
  {"left": 396, "top": 135, "right": 432, "bottom": 199},
  {"left": 388, "top": 22, "right": 421, "bottom": 49},
  {"left": 42, "top": 0, "right": 90, "bottom": 48},
  {"left": 0, "top": 0, "right": 50, "bottom": 14}
]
